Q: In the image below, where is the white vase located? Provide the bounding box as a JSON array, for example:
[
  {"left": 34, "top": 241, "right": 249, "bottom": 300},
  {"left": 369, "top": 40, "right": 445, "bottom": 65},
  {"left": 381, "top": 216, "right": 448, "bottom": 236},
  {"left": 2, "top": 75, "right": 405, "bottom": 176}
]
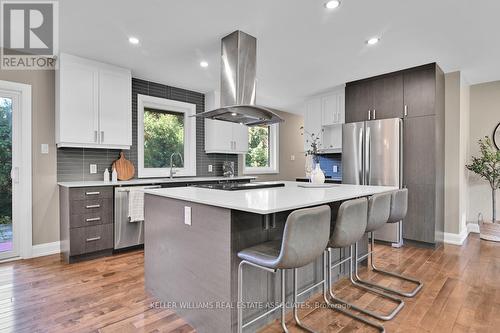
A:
[{"left": 311, "top": 164, "right": 325, "bottom": 184}]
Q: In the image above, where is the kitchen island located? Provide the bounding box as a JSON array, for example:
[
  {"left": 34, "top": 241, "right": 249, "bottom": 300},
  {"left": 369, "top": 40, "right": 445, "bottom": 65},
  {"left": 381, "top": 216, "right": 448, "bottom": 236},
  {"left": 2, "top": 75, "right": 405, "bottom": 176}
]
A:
[{"left": 143, "top": 181, "right": 396, "bottom": 332}]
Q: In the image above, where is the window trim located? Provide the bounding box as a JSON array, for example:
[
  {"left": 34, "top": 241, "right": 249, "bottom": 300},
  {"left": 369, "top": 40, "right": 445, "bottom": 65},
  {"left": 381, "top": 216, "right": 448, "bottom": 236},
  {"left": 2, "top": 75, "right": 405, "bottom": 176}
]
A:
[
  {"left": 243, "top": 124, "right": 280, "bottom": 175},
  {"left": 137, "top": 94, "right": 196, "bottom": 178}
]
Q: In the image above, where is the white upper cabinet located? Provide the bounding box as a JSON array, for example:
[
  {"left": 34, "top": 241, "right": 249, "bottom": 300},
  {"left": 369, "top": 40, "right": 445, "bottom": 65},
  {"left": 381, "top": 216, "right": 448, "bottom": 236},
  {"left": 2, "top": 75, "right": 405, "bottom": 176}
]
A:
[
  {"left": 204, "top": 91, "right": 249, "bottom": 154},
  {"left": 98, "top": 68, "right": 132, "bottom": 147},
  {"left": 56, "top": 53, "right": 132, "bottom": 149},
  {"left": 303, "top": 86, "right": 345, "bottom": 153}
]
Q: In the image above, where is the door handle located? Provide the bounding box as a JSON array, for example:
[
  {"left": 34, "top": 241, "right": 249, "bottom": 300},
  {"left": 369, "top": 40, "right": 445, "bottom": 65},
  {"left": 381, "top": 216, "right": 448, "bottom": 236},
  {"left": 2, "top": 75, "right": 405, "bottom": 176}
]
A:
[
  {"left": 86, "top": 236, "right": 101, "bottom": 242},
  {"left": 365, "top": 127, "right": 371, "bottom": 185},
  {"left": 10, "top": 167, "right": 19, "bottom": 184}
]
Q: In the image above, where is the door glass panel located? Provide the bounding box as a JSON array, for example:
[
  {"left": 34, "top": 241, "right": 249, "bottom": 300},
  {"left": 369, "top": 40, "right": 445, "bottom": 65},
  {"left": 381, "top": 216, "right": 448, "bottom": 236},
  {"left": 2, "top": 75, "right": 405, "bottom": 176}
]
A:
[{"left": 0, "top": 97, "right": 12, "bottom": 253}]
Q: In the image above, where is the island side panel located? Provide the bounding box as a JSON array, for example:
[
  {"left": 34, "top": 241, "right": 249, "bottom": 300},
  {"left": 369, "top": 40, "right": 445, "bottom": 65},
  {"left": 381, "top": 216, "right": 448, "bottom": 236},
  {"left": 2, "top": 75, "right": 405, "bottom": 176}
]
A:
[{"left": 144, "top": 194, "right": 233, "bottom": 333}]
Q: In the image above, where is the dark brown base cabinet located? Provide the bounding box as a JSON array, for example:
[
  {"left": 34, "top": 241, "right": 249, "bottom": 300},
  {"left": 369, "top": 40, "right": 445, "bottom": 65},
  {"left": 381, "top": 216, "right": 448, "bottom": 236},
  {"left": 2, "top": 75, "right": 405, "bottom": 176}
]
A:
[
  {"left": 345, "top": 63, "right": 445, "bottom": 246},
  {"left": 60, "top": 186, "right": 114, "bottom": 263}
]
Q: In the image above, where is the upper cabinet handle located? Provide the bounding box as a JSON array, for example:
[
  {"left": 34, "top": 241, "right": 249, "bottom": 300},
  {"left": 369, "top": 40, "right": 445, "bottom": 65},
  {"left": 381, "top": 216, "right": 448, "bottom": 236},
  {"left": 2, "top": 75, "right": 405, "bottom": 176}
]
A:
[
  {"left": 404, "top": 105, "right": 408, "bottom": 117},
  {"left": 373, "top": 109, "right": 376, "bottom": 119},
  {"left": 94, "top": 131, "right": 98, "bottom": 143},
  {"left": 101, "top": 131, "right": 104, "bottom": 143},
  {"left": 368, "top": 110, "right": 371, "bottom": 120}
]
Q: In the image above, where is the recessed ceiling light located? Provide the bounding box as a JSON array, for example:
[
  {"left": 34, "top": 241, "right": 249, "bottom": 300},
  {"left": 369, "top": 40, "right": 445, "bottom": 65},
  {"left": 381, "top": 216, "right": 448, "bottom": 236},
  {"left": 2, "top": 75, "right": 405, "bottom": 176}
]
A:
[
  {"left": 200, "top": 61, "right": 208, "bottom": 68},
  {"left": 367, "top": 37, "right": 380, "bottom": 45},
  {"left": 324, "top": 0, "right": 341, "bottom": 9},
  {"left": 128, "top": 37, "right": 139, "bottom": 45},
  {"left": 231, "top": 112, "right": 237, "bottom": 116}
]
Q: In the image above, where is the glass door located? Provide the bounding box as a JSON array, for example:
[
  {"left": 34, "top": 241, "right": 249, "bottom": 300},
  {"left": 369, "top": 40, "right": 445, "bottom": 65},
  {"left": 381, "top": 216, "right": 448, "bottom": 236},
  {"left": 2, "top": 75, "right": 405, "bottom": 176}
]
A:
[{"left": 0, "top": 92, "right": 18, "bottom": 259}]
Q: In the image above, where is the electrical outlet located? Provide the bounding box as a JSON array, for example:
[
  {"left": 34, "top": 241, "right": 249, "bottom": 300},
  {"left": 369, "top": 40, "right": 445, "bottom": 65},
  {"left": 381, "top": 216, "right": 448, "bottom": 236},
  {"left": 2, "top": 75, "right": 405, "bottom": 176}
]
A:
[
  {"left": 333, "top": 165, "right": 338, "bottom": 173},
  {"left": 40, "top": 144, "right": 49, "bottom": 154},
  {"left": 290, "top": 155, "right": 295, "bottom": 161},
  {"left": 184, "top": 206, "right": 192, "bottom": 226},
  {"left": 208, "top": 164, "right": 213, "bottom": 172},
  {"left": 89, "top": 164, "right": 97, "bottom": 174}
]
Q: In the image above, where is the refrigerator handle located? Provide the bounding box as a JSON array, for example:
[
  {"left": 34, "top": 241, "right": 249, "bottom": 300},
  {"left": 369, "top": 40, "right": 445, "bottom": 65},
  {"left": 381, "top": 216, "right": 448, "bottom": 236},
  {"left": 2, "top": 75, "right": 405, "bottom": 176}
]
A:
[
  {"left": 358, "top": 127, "right": 364, "bottom": 184},
  {"left": 365, "top": 126, "right": 371, "bottom": 185}
]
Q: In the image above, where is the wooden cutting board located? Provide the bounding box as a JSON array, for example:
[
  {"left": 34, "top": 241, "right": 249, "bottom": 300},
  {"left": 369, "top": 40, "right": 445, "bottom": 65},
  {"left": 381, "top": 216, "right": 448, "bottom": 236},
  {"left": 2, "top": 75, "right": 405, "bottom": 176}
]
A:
[{"left": 112, "top": 152, "right": 135, "bottom": 181}]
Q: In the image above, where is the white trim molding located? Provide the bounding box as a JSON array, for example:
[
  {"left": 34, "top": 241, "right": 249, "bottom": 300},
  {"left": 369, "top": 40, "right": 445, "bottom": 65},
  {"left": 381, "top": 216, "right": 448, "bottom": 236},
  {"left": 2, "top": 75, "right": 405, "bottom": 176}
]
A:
[
  {"left": 244, "top": 124, "right": 280, "bottom": 175},
  {"left": 0, "top": 80, "right": 32, "bottom": 260},
  {"left": 137, "top": 94, "right": 196, "bottom": 178},
  {"left": 443, "top": 222, "right": 480, "bottom": 246},
  {"left": 443, "top": 229, "right": 469, "bottom": 246},
  {"left": 32, "top": 241, "right": 61, "bottom": 258}
]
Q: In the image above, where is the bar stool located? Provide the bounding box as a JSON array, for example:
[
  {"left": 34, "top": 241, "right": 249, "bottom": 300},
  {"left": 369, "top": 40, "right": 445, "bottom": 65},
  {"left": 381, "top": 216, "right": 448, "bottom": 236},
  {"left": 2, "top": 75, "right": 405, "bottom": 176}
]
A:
[
  {"left": 237, "top": 205, "right": 331, "bottom": 333},
  {"left": 320, "top": 198, "right": 386, "bottom": 332},
  {"left": 325, "top": 193, "right": 404, "bottom": 323},
  {"left": 354, "top": 189, "right": 424, "bottom": 297}
]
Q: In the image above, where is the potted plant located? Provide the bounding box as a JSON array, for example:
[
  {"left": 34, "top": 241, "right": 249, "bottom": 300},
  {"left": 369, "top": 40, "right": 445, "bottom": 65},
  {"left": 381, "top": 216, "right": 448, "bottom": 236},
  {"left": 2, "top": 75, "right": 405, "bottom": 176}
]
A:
[
  {"left": 300, "top": 126, "right": 325, "bottom": 184},
  {"left": 466, "top": 136, "right": 500, "bottom": 241}
]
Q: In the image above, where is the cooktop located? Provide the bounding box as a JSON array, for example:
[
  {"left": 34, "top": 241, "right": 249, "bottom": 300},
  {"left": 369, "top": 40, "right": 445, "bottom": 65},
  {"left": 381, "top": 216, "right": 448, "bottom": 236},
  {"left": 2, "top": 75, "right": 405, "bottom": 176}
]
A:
[{"left": 194, "top": 182, "right": 285, "bottom": 191}]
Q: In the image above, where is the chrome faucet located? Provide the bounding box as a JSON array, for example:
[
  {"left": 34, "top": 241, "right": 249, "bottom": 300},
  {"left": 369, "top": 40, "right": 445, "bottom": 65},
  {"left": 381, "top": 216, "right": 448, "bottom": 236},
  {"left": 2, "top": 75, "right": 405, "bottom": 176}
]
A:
[{"left": 170, "top": 152, "right": 184, "bottom": 179}]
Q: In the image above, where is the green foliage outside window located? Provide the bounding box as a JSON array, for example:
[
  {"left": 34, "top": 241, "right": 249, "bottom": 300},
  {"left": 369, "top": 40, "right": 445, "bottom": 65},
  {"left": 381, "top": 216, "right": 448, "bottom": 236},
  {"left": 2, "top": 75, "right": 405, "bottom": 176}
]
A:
[
  {"left": 0, "top": 98, "right": 12, "bottom": 225},
  {"left": 144, "top": 108, "right": 184, "bottom": 168},
  {"left": 246, "top": 126, "right": 270, "bottom": 168}
]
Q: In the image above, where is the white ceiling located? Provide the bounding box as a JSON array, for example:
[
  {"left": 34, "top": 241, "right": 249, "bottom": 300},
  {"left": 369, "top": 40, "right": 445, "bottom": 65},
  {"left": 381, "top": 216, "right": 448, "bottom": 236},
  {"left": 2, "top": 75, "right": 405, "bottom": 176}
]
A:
[{"left": 60, "top": 0, "right": 500, "bottom": 113}]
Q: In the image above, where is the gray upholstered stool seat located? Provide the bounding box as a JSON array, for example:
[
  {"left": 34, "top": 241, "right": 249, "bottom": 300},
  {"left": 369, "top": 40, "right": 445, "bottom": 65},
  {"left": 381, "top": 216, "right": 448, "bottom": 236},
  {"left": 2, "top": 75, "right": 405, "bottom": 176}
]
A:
[
  {"left": 237, "top": 240, "right": 281, "bottom": 268},
  {"left": 354, "top": 189, "right": 423, "bottom": 298},
  {"left": 237, "top": 205, "right": 331, "bottom": 333}
]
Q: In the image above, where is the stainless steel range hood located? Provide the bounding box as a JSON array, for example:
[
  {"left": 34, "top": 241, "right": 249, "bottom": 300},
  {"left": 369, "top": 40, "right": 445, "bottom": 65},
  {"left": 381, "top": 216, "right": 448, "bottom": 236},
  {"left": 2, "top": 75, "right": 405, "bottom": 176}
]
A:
[{"left": 194, "top": 31, "right": 284, "bottom": 126}]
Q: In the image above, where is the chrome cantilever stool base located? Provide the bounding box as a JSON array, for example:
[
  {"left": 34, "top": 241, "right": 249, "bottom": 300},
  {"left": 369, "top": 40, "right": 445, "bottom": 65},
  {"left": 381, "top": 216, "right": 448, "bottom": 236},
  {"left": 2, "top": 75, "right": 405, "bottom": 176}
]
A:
[
  {"left": 354, "top": 234, "right": 424, "bottom": 298},
  {"left": 320, "top": 252, "right": 386, "bottom": 333},
  {"left": 326, "top": 246, "right": 405, "bottom": 321},
  {"left": 237, "top": 261, "right": 321, "bottom": 333}
]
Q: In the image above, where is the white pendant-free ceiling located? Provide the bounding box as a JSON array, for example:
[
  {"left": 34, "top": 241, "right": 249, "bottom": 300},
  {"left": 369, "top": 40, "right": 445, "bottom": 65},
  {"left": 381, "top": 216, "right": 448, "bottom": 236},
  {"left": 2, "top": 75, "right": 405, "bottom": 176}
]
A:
[{"left": 60, "top": 0, "right": 500, "bottom": 112}]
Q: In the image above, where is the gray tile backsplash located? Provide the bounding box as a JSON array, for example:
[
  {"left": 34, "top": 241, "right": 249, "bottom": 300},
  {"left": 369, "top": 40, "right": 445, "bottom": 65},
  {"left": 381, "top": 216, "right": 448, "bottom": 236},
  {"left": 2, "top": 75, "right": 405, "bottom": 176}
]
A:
[{"left": 57, "top": 78, "right": 238, "bottom": 182}]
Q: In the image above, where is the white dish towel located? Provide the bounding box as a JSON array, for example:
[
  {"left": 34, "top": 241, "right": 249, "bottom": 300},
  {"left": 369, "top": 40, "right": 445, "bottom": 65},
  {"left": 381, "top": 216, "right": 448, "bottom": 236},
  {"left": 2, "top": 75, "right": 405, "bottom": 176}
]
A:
[{"left": 128, "top": 188, "right": 145, "bottom": 222}]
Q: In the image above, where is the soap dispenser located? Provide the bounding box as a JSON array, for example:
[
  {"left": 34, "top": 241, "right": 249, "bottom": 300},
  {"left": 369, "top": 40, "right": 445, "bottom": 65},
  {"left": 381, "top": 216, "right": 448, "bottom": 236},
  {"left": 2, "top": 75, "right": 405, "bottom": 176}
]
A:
[
  {"left": 112, "top": 167, "right": 118, "bottom": 182},
  {"left": 103, "top": 168, "right": 110, "bottom": 182}
]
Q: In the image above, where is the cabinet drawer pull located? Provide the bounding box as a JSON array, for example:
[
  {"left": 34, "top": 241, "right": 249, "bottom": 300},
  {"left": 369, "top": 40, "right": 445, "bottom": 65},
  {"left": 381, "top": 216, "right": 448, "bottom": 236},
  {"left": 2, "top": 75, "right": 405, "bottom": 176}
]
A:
[
  {"left": 86, "top": 236, "right": 101, "bottom": 242},
  {"left": 85, "top": 191, "right": 100, "bottom": 196},
  {"left": 85, "top": 217, "right": 101, "bottom": 222},
  {"left": 86, "top": 204, "right": 101, "bottom": 209}
]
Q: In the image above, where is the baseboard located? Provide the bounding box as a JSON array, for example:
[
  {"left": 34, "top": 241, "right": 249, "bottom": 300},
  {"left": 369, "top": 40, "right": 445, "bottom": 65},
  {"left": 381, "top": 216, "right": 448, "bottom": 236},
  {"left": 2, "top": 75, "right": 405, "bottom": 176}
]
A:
[
  {"left": 32, "top": 241, "right": 60, "bottom": 258},
  {"left": 467, "top": 223, "right": 480, "bottom": 234},
  {"left": 443, "top": 223, "right": 480, "bottom": 246},
  {"left": 443, "top": 229, "right": 469, "bottom": 245}
]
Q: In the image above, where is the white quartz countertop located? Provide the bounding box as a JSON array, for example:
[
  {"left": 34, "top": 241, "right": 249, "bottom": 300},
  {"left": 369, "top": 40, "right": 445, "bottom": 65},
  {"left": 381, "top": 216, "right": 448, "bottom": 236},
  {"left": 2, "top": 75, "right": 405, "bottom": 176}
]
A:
[
  {"left": 58, "top": 176, "right": 256, "bottom": 188},
  {"left": 144, "top": 181, "right": 397, "bottom": 214}
]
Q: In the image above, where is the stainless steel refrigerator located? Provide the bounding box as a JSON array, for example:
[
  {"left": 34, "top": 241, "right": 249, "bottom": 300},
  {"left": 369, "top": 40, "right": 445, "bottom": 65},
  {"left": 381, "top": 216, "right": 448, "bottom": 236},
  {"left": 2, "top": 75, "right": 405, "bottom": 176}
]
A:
[{"left": 342, "top": 118, "right": 402, "bottom": 246}]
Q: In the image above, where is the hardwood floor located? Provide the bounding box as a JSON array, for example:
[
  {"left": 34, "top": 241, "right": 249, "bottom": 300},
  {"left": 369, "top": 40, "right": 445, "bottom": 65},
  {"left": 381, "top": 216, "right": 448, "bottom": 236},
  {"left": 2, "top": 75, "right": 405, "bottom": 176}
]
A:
[{"left": 0, "top": 234, "right": 497, "bottom": 332}]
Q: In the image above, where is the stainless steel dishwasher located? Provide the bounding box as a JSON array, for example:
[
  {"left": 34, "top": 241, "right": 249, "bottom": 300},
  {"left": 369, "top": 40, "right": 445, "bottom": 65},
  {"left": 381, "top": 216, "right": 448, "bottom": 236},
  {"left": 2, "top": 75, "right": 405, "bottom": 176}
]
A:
[{"left": 114, "top": 185, "right": 161, "bottom": 249}]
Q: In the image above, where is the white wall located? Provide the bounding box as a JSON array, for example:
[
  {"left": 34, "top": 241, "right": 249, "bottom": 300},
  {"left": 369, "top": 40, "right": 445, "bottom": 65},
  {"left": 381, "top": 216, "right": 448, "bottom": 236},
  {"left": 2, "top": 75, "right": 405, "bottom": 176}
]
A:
[
  {"left": 444, "top": 72, "right": 470, "bottom": 235},
  {"left": 468, "top": 81, "right": 500, "bottom": 223}
]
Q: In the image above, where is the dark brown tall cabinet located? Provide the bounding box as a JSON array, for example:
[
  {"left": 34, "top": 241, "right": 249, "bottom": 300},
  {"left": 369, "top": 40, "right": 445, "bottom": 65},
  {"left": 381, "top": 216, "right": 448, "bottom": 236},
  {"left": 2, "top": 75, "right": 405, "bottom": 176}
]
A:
[{"left": 345, "top": 63, "right": 445, "bottom": 246}]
